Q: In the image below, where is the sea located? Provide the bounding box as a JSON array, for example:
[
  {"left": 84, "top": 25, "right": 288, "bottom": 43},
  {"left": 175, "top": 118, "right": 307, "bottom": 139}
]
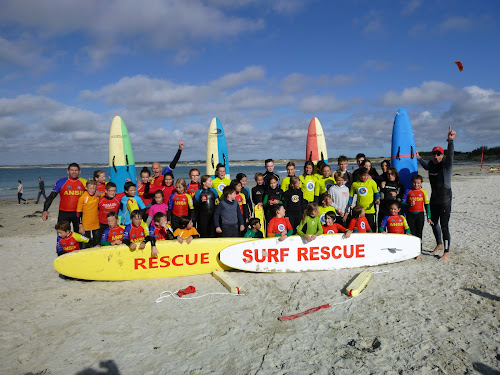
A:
[{"left": 0, "top": 163, "right": 308, "bottom": 201}]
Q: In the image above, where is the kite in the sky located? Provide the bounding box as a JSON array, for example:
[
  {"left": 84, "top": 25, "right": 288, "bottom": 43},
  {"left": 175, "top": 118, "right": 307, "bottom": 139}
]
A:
[{"left": 455, "top": 61, "right": 463, "bottom": 72}]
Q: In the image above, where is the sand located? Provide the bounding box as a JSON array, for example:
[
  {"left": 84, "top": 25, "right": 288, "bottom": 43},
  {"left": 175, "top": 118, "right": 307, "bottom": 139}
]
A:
[{"left": 1, "top": 165, "right": 499, "bottom": 375}]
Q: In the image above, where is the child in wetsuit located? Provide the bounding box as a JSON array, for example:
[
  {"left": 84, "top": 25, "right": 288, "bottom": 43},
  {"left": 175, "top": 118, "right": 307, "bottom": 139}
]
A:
[
  {"left": 194, "top": 175, "right": 219, "bottom": 238},
  {"left": 300, "top": 161, "right": 318, "bottom": 203},
  {"left": 168, "top": 178, "right": 194, "bottom": 231},
  {"left": 77, "top": 180, "right": 100, "bottom": 247},
  {"left": 244, "top": 217, "right": 264, "bottom": 238},
  {"left": 173, "top": 216, "right": 200, "bottom": 244},
  {"left": 402, "top": 175, "right": 433, "bottom": 243},
  {"left": 328, "top": 171, "right": 350, "bottom": 227},
  {"left": 267, "top": 204, "right": 293, "bottom": 241},
  {"left": 322, "top": 211, "right": 351, "bottom": 237},
  {"left": 100, "top": 212, "right": 124, "bottom": 246},
  {"left": 263, "top": 176, "right": 283, "bottom": 224},
  {"left": 123, "top": 210, "right": 158, "bottom": 257},
  {"left": 118, "top": 181, "right": 146, "bottom": 226},
  {"left": 379, "top": 202, "right": 411, "bottom": 235},
  {"left": 297, "top": 202, "right": 323, "bottom": 243},
  {"left": 147, "top": 190, "right": 168, "bottom": 226},
  {"left": 315, "top": 164, "right": 336, "bottom": 200},
  {"left": 230, "top": 179, "right": 250, "bottom": 229},
  {"left": 349, "top": 167, "right": 380, "bottom": 232},
  {"left": 236, "top": 173, "right": 253, "bottom": 217},
  {"left": 214, "top": 186, "right": 245, "bottom": 237},
  {"left": 318, "top": 192, "right": 336, "bottom": 226},
  {"left": 93, "top": 170, "right": 107, "bottom": 194},
  {"left": 251, "top": 172, "right": 266, "bottom": 207},
  {"left": 149, "top": 212, "right": 174, "bottom": 241},
  {"left": 347, "top": 205, "right": 372, "bottom": 233},
  {"left": 378, "top": 167, "right": 405, "bottom": 229},
  {"left": 280, "top": 161, "right": 297, "bottom": 192},
  {"left": 282, "top": 176, "right": 306, "bottom": 234},
  {"left": 56, "top": 221, "right": 89, "bottom": 256}
]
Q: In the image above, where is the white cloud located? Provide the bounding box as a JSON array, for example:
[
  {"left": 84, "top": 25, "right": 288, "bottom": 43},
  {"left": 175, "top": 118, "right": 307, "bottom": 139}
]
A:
[
  {"left": 299, "top": 95, "right": 350, "bottom": 113},
  {"left": 439, "top": 16, "right": 471, "bottom": 33},
  {"left": 401, "top": 0, "right": 421, "bottom": 16},
  {"left": 0, "top": 34, "right": 52, "bottom": 71},
  {"left": 211, "top": 66, "right": 266, "bottom": 89},
  {"left": 381, "top": 81, "right": 463, "bottom": 106},
  {"left": 361, "top": 60, "right": 390, "bottom": 72}
]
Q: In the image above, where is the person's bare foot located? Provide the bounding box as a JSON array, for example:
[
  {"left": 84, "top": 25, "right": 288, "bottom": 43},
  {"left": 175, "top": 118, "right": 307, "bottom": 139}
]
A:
[
  {"left": 415, "top": 255, "right": 422, "bottom": 261},
  {"left": 433, "top": 244, "right": 444, "bottom": 255},
  {"left": 439, "top": 252, "right": 450, "bottom": 262}
]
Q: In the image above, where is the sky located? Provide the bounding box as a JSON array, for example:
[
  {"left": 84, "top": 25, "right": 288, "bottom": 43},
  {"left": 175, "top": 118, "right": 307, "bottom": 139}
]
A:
[{"left": 1, "top": 0, "right": 500, "bottom": 166}]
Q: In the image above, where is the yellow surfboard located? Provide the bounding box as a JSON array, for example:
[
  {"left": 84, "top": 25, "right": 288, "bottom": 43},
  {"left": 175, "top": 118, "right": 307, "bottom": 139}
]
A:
[
  {"left": 54, "top": 238, "right": 252, "bottom": 281},
  {"left": 345, "top": 270, "right": 373, "bottom": 297}
]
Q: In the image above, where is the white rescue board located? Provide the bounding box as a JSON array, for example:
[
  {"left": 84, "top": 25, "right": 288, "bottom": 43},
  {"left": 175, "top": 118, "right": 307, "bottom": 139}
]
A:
[{"left": 219, "top": 234, "right": 420, "bottom": 272}]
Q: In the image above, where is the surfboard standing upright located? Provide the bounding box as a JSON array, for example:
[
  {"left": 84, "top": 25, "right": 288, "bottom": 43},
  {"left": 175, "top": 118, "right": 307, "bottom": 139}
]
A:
[
  {"left": 109, "top": 116, "right": 136, "bottom": 193},
  {"left": 206, "top": 117, "right": 230, "bottom": 179},
  {"left": 391, "top": 108, "right": 418, "bottom": 191},
  {"left": 306, "top": 117, "right": 328, "bottom": 166}
]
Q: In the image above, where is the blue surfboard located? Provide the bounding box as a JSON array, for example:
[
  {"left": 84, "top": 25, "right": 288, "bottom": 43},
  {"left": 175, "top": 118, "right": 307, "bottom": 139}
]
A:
[
  {"left": 391, "top": 108, "right": 417, "bottom": 191},
  {"left": 206, "top": 117, "right": 230, "bottom": 179}
]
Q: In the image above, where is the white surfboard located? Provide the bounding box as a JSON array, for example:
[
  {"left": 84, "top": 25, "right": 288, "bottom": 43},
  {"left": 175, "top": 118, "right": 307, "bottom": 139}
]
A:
[{"left": 219, "top": 234, "right": 420, "bottom": 272}]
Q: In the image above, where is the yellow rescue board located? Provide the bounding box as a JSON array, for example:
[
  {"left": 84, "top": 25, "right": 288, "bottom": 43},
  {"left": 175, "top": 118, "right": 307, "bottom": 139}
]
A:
[
  {"left": 345, "top": 270, "right": 373, "bottom": 297},
  {"left": 54, "top": 238, "right": 251, "bottom": 281},
  {"left": 253, "top": 204, "right": 266, "bottom": 236}
]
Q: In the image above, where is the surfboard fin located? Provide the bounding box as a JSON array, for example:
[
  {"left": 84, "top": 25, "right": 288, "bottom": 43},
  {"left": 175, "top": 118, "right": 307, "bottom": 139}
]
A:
[
  {"left": 411, "top": 145, "right": 414, "bottom": 159},
  {"left": 396, "top": 146, "right": 401, "bottom": 161},
  {"left": 126, "top": 155, "right": 129, "bottom": 171},
  {"left": 223, "top": 153, "right": 227, "bottom": 167},
  {"left": 112, "top": 156, "right": 117, "bottom": 172},
  {"left": 308, "top": 151, "right": 312, "bottom": 161}
]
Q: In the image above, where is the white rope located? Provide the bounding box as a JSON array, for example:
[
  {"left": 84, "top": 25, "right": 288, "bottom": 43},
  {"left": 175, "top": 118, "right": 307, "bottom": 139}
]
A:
[{"left": 155, "top": 290, "right": 244, "bottom": 303}]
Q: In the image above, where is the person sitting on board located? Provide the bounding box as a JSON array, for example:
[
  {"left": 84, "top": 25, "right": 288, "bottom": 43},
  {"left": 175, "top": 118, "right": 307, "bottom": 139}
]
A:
[
  {"left": 267, "top": 204, "right": 293, "bottom": 241},
  {"left": 336, "top": 155, "right": 352, "bottom": 188},
  {"left": 282, "top": 176, "right": 306, "bottom": 234},
  {"left": 149, "top": 212, "right": 174, "bottom": 241},
  {"left": 244, "top": 217, "right": 264, "bottom": 238},
  {"left": 212, "top": 163, "right": 231, "bottom": 199},
  {"left": 167, "top": 178, "right": 195, "bottom": 231},
  {"left": 300, "top": 161, "right": 318, "bottom": 203},
  {"left": 42, "top": 163, "right": 87, "bottom": 232},
  {"left": 194, "top": 175, "right": 219, "bottom": 238},
  {"left": 328, "top": 171, "right": 350, "bottom": 227},
  {"left": 251, "top": 172, "right": 266, "bottom": 208},
  {"left": 349, "top": 167, "right": 380, "bottom": 232},
  {"left": 76, "top": 180, "right": 100, "bottom": 248},
  {"left": 416, "top": 125, "right": 456, "bottom": 261},
  {"left": 230, "top": 179, "right": 250, "bottom": 231},
  {"left": 263, "top": 176, "right": 283, "bottom": 224},
  {"left": 318, "top": 192, "right": 336, "bottom": 226},
  {"left": 150, "top": 139, "right": 184, "bottom": 187},
  {"left": 100, "top": 212, "right": 124, "bottom": 246},
  {"left": 314, "top": 164, "right": 336, "bottom": 203},
  {"left": 401, "top": 175, "right": 433, "bottom": 249},
  {"left": 378, "top": 167, "right": 405, "bottom": 231},
  {"left": 297, "top": 202, "right": 323, "bottom": 243},
  {"left": 322, "top": 211, "right": 351, "bottom": 238},
  {"left": 146, "top": 190, "right": 168, "bottom": 226},
  {"left": 173, "top": 216, "right": 200, "bottom": 244},
  {"left": 93, "top": 170, "right": 107, "bottom": 194},
  {"left": 118, "top": 181, "right": 146, "bottom": 226},
  {"left": 214, "top": 185, "right": 245, "bottom": 238},
  {"left": 123, "top": 210, "right": 158, "bottom": 257},
  {"left": 263, "top": 158, "right": 280, "bottom": 186},
  {"left": 55, "top": 221, "right": 89, "bottom": 256},
  {"left": 347, "top": 205, "right": 372, "bottom": 233},
  {"left": 280, "top": 161, "right": 297, "bottom": 192},
  {"left": 236, "top": 173, "right": 253, "bottom": 217},
  {"left": 97, "top": 182, "right": 121, "bottom": 242}
]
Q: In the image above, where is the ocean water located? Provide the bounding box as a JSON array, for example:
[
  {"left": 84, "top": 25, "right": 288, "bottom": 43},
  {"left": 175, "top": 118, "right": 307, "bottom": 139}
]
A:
[{"left": 0, "top": 164, "right": 302, "bottom": 201}]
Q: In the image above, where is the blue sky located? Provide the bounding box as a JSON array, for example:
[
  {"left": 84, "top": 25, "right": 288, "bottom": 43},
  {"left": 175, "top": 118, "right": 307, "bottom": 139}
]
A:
[{"left": 1, "top": 0, "right": 499, "bottom": 165}]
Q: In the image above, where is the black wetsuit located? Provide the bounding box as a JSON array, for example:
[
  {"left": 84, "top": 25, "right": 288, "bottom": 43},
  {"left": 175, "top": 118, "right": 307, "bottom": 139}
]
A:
[
  {"left": 263, "top": 171, "right": 280, "bottom": 186},
  {"left": 418, "top": 140, "right": 454, "bottom": 252},
  {"left": 282, "top": 188, "right": 306, "bottom": 234},
  {"left": 378, "top": 180, "right": 405, "bottom": 227},
  {"left": 194, "top": 188, "right": 217, "bottom": 238},
  {"left": 252, "top": 185, "right": 266, "bottom": 205}
]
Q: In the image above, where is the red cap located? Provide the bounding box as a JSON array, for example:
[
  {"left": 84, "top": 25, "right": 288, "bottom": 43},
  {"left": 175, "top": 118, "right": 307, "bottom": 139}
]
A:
[{"left": 432, "top": 146, "right": 444, "bottom": 154}]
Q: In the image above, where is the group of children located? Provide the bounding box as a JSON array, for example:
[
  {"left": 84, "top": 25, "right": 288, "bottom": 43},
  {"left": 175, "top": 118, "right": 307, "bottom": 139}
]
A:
[{"left": 55, "top": 155, "right": 432, "bottom": 260}]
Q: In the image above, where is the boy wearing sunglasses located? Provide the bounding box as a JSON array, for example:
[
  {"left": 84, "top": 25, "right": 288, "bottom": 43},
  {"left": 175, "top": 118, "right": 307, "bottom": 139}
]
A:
[{"left": 416, "top": 125, "right": 456, "bottom": 261}]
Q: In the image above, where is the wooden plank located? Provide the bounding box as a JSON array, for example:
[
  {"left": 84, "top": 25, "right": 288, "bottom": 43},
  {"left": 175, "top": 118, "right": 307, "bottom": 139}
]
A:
[{"left": 212, "top": 270, "right": 241, "bottom": 294}]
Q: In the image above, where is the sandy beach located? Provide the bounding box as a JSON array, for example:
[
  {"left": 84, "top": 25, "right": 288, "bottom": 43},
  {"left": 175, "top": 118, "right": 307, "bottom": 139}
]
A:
[{"left": 1, "top": 165, "right": 499, "bottom": 375}]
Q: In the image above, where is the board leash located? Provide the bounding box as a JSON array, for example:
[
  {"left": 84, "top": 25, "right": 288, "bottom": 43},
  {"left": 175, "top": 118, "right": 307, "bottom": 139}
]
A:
[
  {"left": 278, "top": 270, "right": 389, "bottom": 321},
  {"left": 155, "top": 289, "right": 244, "bottom": 303}
]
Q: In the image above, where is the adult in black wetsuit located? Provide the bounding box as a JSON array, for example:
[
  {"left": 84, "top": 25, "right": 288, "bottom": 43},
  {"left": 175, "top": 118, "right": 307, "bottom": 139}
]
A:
[
  {"left": 263, "top": 158, "right": 280, "bottom": 186},
  {"left": 417, "top": 126, "right": 456, "bottom": 261}
]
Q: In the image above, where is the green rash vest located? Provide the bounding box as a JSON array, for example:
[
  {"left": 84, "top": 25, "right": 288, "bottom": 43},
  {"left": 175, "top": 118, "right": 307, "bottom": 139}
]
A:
[{"left": 297, "top": 215, "right": 323, "bottom": 236}]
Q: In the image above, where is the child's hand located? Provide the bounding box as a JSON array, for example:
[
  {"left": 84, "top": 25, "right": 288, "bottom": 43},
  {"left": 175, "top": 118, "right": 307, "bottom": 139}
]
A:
[
  {"left": 375, "top": 199, "right": 380, "bottom": 205},
  {"left": 257, "top": 202, "right": 263, "bottom": 207},
  {"left": 151, "top": 246, "right": 159, "bottom": 257},
  {"left": 343, "top": 213, "right": 349, "bottom": 221},
  {"left": 343, "top": 230, "right": 352, "bottom": 239},
  {"left": 279, "top": 232, "right": 287, "bottom": 241},
  {"left": 390, "top": 192, "right": 397, "bottom": 197},
  {"left": 216, "top": 198, "right": 220, "bottom": 205},
  {"left": 139, "top": 241, "right": 146, "bottom": 249},
  {"left": 216, "top": 227, "right": 222, "bottom": 234},
  {"left": 305, "top": 235, "right": 312, "bottom": 242},
  {"left": 416, "top": 152, "right": 421, "bottom": 160},
  {"left": 167, "top": 221, "right": 172, "bottom": 226},
  {"left": 42, "top": 211, "right": 50, "bottom": 221},
  {"left": 239, "top": 225, "right": 245, "bottom": 232},
  {"left": 427, "top": 218, "right": 434, "bottom": 225},
  {"left": 130, "top": 243, "right": 137, "bottom": 250},
  {"left": 201, "top": 195, "right": 207, "bottom": 202},
  {"left": 186, "top": 236, "right": 193, "bottom": 244},
  {"left": 380, "top": 181, "right": 386, "bottom": 189},
  {"left": 177, "top": 237, "right": 184, "bottom": 244},
  {"left": 79, "top": 224, "right": 85, "bottom": 235},
  {"left": 311, "top": 234, "right": 318, "bottom": 241}
]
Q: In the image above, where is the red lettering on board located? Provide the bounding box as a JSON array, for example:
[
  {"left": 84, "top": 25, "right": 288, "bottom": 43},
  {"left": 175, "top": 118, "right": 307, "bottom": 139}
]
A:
[
  {"left": 298, "top": 247, "right": 308, "bottom": 261},
  {"left": 135, "top": 258, "right": 146, "bottom": 269},
  {"left": 160, "top": 256, "right": 170, "bottom": 267},
  {"left": 268, "top": 248, "right": 279, "bottom": 262},
  {"left": 332, "top": 246, "right": 341, "bottom": 259},
  {"left": 201, "top": 253, "right": 209, "bottom": 264},
  {"left": 356, "top": 244, "right": 365, "bottom": 258},
  {"left": 280, "top": 248, "right": 289, "bottom": 262},
  {"left": 243, "top": 249, "right": 253, "bottom": 263},
  {"left": 309, "top": 246, "right": 319, "bottom": 261},
  {"left": 172, "top": 255, "right": 183, "bottom": 266},
  {"left": 149, "top": 257, "right": 158, "bottom": 268}
]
